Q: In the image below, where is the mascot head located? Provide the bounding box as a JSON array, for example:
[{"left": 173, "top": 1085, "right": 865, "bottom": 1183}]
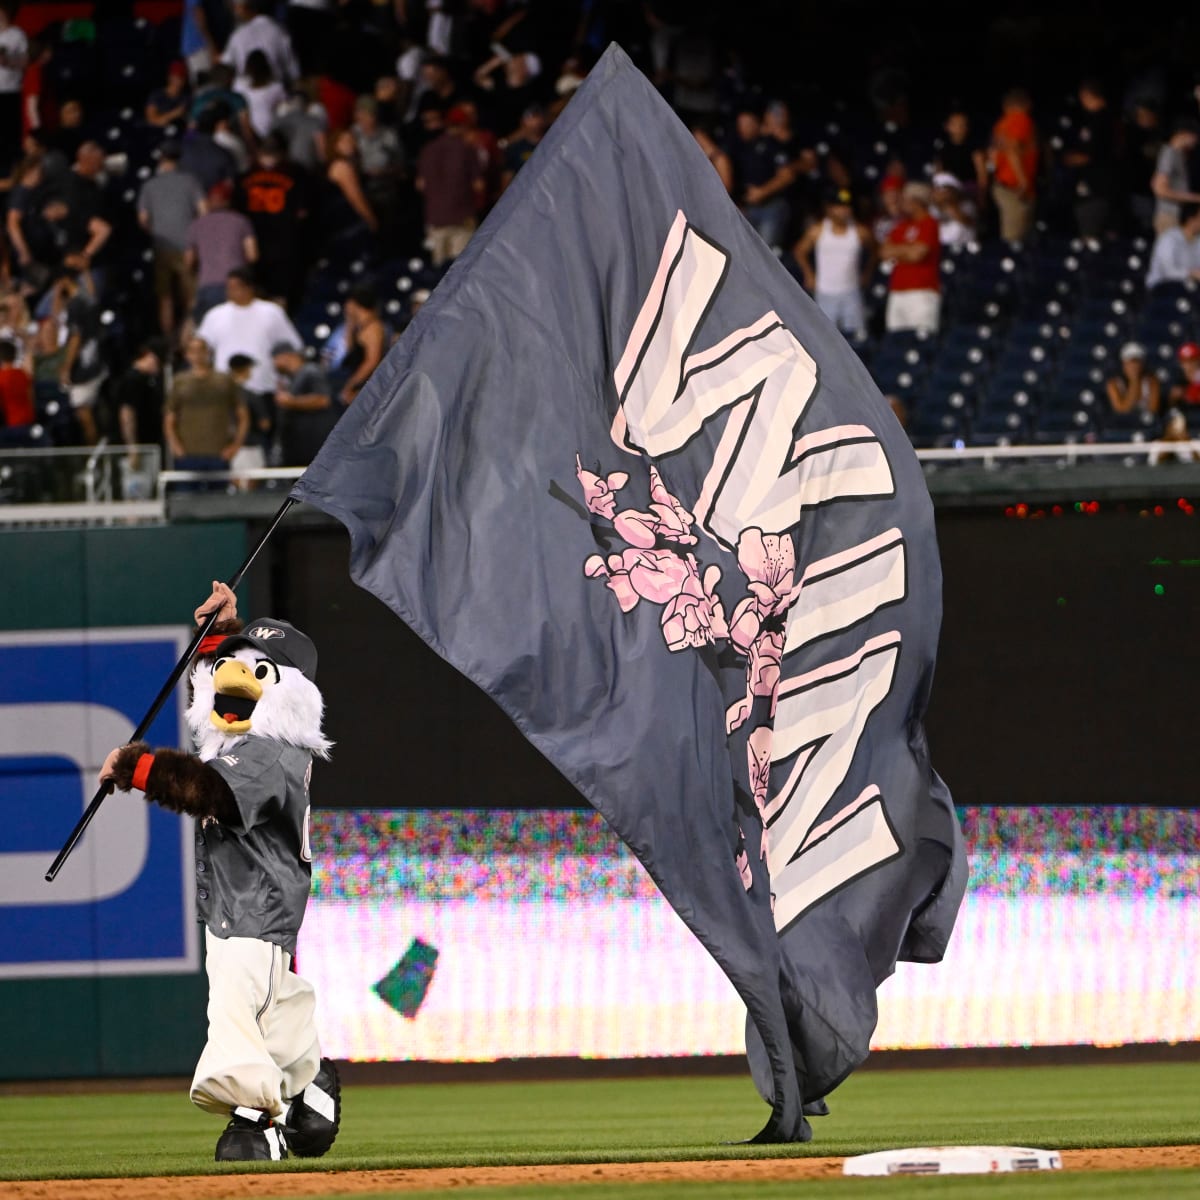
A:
[{"left": 188, "top": 619, "right": 332, "bottom": 761}]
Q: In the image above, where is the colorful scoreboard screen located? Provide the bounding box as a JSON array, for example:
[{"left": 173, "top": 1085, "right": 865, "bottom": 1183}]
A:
[{"left": 301, "top": 807, "right": 1200, "bottom": 1061}]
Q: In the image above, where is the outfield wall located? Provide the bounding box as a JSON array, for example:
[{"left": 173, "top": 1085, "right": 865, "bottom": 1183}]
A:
[
  {"left": 1, "top": 510, "right": 1196, "bottom": 1078},
  {"left": 0, "top": 523, "right": 248, "bottom": 1078}
]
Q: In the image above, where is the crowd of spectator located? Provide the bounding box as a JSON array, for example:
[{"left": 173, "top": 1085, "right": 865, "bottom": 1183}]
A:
[{"left": 0, "top": 3, "right": 1198, "bottom": 479}]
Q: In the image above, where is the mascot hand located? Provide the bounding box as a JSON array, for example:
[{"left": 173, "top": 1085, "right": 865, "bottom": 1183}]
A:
[
  {"left": 97, "top": 742, "right": 151, "bottom": 793},
  {"left": 195, "top": 581, "right": 238, "bottom": 626}
]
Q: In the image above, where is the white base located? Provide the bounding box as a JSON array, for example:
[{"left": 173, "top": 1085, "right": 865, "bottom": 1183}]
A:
[{"left": 843, "top": 1146, "right": 1063, "bottom": 1176}]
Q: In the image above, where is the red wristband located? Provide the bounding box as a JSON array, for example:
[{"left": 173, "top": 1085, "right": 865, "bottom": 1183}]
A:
[
  {"left": 198, "top": 635, "right": 225, "bottom": 655},
  {"left": 131, "top": 753, "right": 155, "bottom": 792}
]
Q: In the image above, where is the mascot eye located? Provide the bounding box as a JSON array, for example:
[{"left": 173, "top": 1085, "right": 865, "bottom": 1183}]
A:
[
  {"left": 255, "top": 662, "right": 280, "bottom": 685},
  {"left": 214, "top": 658, "right": 228, "bottom": 672}
]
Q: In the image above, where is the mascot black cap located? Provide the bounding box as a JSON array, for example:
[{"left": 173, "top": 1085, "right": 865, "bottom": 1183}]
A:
[{"left": 214, "top": 619, "right": 318, "bottom": 681}]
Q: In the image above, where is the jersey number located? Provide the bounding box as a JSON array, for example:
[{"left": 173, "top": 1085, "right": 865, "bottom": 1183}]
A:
[{"left": 300, "top": 804, "right": 312, "bottom": 863}]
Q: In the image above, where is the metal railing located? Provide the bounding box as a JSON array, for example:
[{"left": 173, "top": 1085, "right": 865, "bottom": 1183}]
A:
[
  {"left": 915, "top": 439, "right": 1200, "bottom": 466},
  {"left": 0, "top": 444, "right": 164, "bottom": 524},
  {"left": 3, "top": 438, "right": 1200, "bottom": 526},
  {"left": 158, "top": 467, "right": 305, "bottom": 487},
  {"left": 156, "top": 441, "right": 1200, "bottom": 485}
]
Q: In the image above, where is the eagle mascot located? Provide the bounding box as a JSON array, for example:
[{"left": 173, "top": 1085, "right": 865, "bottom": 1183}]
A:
[{"left": 100, "top": 582, "right": 341, "bottom": 1161}]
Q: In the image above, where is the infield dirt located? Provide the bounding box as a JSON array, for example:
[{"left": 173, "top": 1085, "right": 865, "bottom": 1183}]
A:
[{"left": 3, "top": 1146, "right": 1200, "bottom": 1198}]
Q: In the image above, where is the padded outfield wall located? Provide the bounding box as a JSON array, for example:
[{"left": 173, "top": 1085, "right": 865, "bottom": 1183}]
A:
[
  {"left": 0, "top": 523, "right": 249, "bottom": 1078},
  {"left": 1, "top": 508, "right": 1196, "bottom": 1078}
]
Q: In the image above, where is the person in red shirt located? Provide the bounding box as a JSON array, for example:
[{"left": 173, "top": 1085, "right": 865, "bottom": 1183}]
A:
[
  {"left": 20, "top": 35, "right": 54, "bottom": 143},
  {"left": 990, "top": 88, "right": 1039, "bottom": 243},
  {"left": 881, "top": 182, "right": 941, "bottom": 334},
  {"left": 0, "top": 337, "right": 33, "bottom": 429},
  {"left": 1169, "top": 342, "right": 1200, "bottom": 406}
]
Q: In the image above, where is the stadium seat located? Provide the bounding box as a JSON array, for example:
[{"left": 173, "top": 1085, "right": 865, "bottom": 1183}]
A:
[
  {"left": 1034, "top": 408, "right": 1096, "bottom": 442},
  {"left": 927, "top": 363, "right": 986, "bottom": 400},
  {"left": 46, "top": 42, "right": 99, "bottom": 101},
  {"left": 907, "top": 408, "right": 966, "bottom": 448},
  {"left": 971, "top": 410, "right": 1029, "bottom": 443},
  {"left": 934, "top": 340, "right": 992, "bottom": 375},
  {"left": 872, "top": 363, "right": 924, "bottom": 400},
  {"left": 979, "top": 382, "right": 1037, "bottom": 417},
  {"left": 1103, "top": 409, "right": 1161, "bottom": 437}
]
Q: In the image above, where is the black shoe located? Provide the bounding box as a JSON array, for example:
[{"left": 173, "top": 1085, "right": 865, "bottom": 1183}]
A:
[
  {"left": 214, "top": 1106, "right": 288, "bottom": 1161},
  {"left": 282, "top": 1058, "right": 341, "bottom": 1158}
]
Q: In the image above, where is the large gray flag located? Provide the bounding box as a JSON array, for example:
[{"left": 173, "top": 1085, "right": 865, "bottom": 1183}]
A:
[{"left": 292, "top": 44, "right": 966, "bottom": 1142}]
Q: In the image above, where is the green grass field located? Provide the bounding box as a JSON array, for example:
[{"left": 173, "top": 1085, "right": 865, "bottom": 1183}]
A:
[{"left": 3, "top": 1063, "right": 1199, "bottom": 1195}]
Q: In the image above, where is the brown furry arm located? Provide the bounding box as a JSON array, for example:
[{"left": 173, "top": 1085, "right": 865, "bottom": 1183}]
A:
[{"left": 111, "top": 742, "right": 238, "bottom": 824}]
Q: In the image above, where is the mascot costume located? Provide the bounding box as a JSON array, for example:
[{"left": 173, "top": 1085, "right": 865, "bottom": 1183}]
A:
[{"left": 99, "top": 583, "right": 341, "bottom": 1162}]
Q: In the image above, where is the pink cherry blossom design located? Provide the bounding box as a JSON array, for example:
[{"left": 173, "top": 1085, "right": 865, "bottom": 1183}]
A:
[
  {"left": 747, "top": 726, "right": 772, "bottom": 813},
  {"left": 661, "top": 561, "right": 729, "bottom": 652},
  {"left": 628, "top": 548, "right": 696, "bottom": 605},
  {"left": 585, "top": 547, "right": 696, "bottom": 614},
  {"left": 727, "top": 594, "right": 763, "bottom": 655},
  {"left": 747, "top": 725, "right": 773, "bottom": 862},
  {"left": 648, "top": 465, "right": 698, "bottom": 544},
  {"left": 576, "top": 454, "right": 629, "bottom": 520},
  {"left": 737, "top": 528, "right": 797, "bottom": 609},
  {"left": 727, "top": 530, "right": 798, "bottom": 653},
  {"left": 726, "top": 630, "right": 784, "bottom": 733},
  {"left": 748, "top": 630, "right": 784, "bottom": 711},
  {"left": 737, "top": 835, "right": 752, "bottom": 890},
  {"left": 613, "top": 466, "right": 699, "bottom": 548}
]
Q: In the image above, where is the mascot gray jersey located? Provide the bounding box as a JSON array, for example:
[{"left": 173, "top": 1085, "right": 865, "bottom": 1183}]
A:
[
  {"left": 198, "top": 739, "right": 315, "bottom": 953},
  {"left": 186, "top": 619, "right": 331, "bottom": 954}
]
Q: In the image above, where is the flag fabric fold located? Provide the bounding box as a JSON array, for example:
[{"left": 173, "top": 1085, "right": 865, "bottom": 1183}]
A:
[{"left": 292, "top": 43, "right": 966, "bottom": 1143}]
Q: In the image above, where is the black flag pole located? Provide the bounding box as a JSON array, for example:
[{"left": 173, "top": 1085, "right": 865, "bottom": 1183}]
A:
[{"left": 44, "top": 496, "right": 298, "bottom": 883}]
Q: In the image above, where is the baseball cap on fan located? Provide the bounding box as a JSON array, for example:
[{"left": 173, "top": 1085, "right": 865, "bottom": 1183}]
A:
[
  {"left": 1179, "top": 342, "right": 1200, "bottom": 361},
  {"left": 214, "top": 619, "right": 318, "bottom": 681}
]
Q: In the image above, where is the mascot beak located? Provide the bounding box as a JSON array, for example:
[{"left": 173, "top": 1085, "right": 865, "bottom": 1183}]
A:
[{"left": 210, "top": 658, "right": 264, "bottom": 734}]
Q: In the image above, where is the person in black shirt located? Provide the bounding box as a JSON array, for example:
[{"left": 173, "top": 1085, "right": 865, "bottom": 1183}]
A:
[
  {"left": 235, "top": 135, "right": 311, "bottom": 310},
  {"left": 934, "top": 109, "right": 988, "bottom": 208},
  {"left": 761, "top": 101, "right": 808, "bottom": 235},
  {"left": 55, "top": 142, "right": 113, "bottom": 274},
  {"left": 54, "top": 269, "right": 107, "bottom": 445},
  {"left": 728, "top": 101, "right": 792, "bottom": 250},
  {"left": 6, "top": 154, "right": 57, "bottom": 284},
  {"left": 501, "top": 105, "right": 546, "bottom": 191},
  {"left": 41, "top": 97, "right": 88, "bottom": 168},
  {"left": 1064, "top": 79, "right": 1118, "bottom": 239},
  {"left": 473, "top": 49, "right": 544, "bottom": 139},
  {"left": 411, "top": 56, "right": 461, "bottom": 148},
  {"left": 116, "top": 341, "right": 167, "bottom": 496},
  {"left": 1124, "top": 101, "right": 1164, "bottom": 234}
]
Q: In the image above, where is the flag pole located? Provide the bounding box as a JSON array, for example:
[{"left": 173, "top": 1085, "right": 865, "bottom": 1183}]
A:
[{"left": 44, "top": 497, "right": 298, "bottom": 883}]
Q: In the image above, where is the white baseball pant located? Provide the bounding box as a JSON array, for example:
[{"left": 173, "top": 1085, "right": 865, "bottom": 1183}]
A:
[{"left": 190, "top": 929, "right": 322, "bottom": 1118}]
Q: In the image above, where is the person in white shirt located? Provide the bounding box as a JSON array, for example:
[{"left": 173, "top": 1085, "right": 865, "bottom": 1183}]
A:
[
  {"left": 222, "top": 0, "right": 299, "bottom": 88},
  {"left": 792, "top": 189, "right": 876, "bottom": 337},
  {"left": 930, "top": 172, "right": 976, "bottom": 248},
  {"left": 235, "top": 50, "right": 288, "bottom": 139},
  {"left": 1146, "top": 204, "right": 1200, "bottom": 289},
  {"left": 0, "top": 1, "right": 27, "bottom": 174},
  {"left": 196, "top": 267, "right": 302, "bottom": 405}
]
